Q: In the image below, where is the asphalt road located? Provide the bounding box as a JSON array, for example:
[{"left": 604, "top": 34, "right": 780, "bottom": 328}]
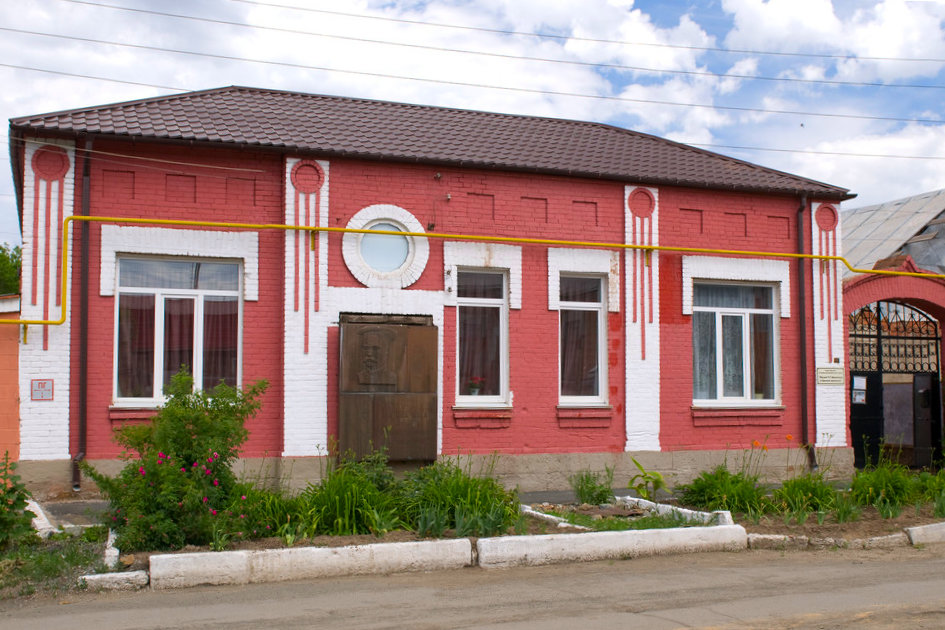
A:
[{"left": 3, "top": 545, "right": 945, "bottom": 629}]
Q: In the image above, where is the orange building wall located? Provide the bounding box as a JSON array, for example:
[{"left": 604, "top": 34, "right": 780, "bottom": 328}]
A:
[{"left": 0, "top": 303, "right": 19, "bottom": 460}]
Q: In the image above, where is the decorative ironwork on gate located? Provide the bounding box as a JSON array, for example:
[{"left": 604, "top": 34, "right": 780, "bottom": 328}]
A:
[{"left": 849, "top": 301, "right": 941, "bottom": 373}]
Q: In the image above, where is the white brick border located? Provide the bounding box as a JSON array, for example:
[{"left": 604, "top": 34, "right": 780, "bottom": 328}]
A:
[
  {"left": 547, "top": 249, "right": 620, "bottom": 312},
  {"left": 341, "top": 204, "right": 429, "bottom": 289},
  {"left": 443, "top": 242, "right": 522, "bottom": 309},
  {"left": 99, "top": 226, "right": 259, "bottom": 300},
  {"left": 682, "top": 256, "right": 791, "bottom": 318}
]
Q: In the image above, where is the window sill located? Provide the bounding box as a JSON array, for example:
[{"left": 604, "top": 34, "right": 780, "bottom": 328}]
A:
[
  {"left": 556, "top": 406, "right": 612, "bottom": 428},
  {"left": 452, "top": 407, "right": 512, "bottom": 429},
  {"left": 108, "top": 407, "right": 158, "bottom": 422},
  {"left": 691, "top": 406, "right": 784, "bottom": 427}
]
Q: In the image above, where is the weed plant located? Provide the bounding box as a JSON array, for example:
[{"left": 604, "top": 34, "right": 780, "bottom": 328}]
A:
[
  {"left": 831, "top": 492, "right": 861, "bottom": 523},
  {"left": 0, "top": 528, "right": 106, "bottom": 599},
  {"left": 549, "top": 509, "right": 695, "bottom": 532},
  {"left": 569, "top": 466, "right": 614, "bottom": 505}
]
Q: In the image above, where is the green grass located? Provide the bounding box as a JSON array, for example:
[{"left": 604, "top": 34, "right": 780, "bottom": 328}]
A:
[
  {"left": 547, "top": 509, "right": 698, "bottom": 531},
  {"left": 568, "top": 467, "right": 615, "bottom": 505},
  {"left": 0, "top": 528, "right": 108, "bottom": 599}
]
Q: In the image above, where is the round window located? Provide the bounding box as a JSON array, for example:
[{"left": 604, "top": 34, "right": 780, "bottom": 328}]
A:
[{"left": 360, "top": 222, "right": 409, "bottom": 272}]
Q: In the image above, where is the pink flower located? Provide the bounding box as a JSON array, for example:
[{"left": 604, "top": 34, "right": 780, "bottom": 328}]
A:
[
  {"left": 213, "top": 452, "right": 218, "bottom": 458},
  {"left": 180, "top": 467, "right": 186, "bottom": 473},
  {"left": 192, "top": 462, "right": 198, "bottom": 467},
  {"left": 138, "top": 467, "right": 146, "bottom": 476},
  {"left": 158, "top": 452, "right": 165, "bottom": 459},
  {"left": 156, "top": 459, "right": 162, "bottom": 465},
  {"left": 213, "top": 479, "right": 219, "bottom": 486},
  {"left": 202, "top": 496, "right": 208, "bottom": 503},
  {"left": 210, "top": 509, "right": 217, "bottom": 515},
  {"left": 207, "top": 457, "right": 213, "bottom": 463},
  {"left": 239, "top": 514, "right": 245, "bottom": 519},
  {"left": 205, "top": 469, "right": 212, "bottom": 475},
  {"left": 241, "top": 495, "right": 247, "bottom": 500}
]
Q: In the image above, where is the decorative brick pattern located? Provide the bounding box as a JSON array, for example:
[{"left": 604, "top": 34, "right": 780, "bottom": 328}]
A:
[{"left": 19, "top": 139, "right": 74, "bottom": 460}]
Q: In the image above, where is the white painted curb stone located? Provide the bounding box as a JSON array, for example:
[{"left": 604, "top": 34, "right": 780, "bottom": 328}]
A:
[
  {"left": 79, "top": 570, "right": 149, "bottom": 591},
  {"left": 477, "top": 524, "right": 747, "bottom": 568},
  {"left": 151, "top": 550, "right": 252, "bottom": 589},
  {"left": 27, "top": 500, "right": 57, "bottom": 538},
  {"left": 250, "top": 539, "right": 471, "bottom": 583},
  {"left": 151, "top": 539, "right": 472, "bottom": 589},
  {"left": 905, "top": 522, "right": 945, "bottom": 545}
]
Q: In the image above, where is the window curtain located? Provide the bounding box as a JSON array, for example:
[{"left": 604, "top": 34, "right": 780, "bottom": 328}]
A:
[
  {"left": 202, "top": 296, "right": 239, "bottom": 390},
  {"left": 692, "top": 311, "right": 716, "bottom": 399},
  {"left": 459, "top": 305, "right": 500, "bottom": 395},
  {"left": 117, "top": 294, "right": 155, "bottom": 398},
  {"left": 163, "top": 298, "right": 194, "bottom": 391},
  {"left": 560, "top": 310, "right": 598, "bottom": 396}
]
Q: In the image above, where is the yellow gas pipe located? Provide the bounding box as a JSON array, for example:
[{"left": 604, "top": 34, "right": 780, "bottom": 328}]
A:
[{"left": 3, "top": 213, "right": 943, "bottom": 333}]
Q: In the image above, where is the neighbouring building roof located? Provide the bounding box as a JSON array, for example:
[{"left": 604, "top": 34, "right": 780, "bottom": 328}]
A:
[
  {"left": 9, "top": 85, "right": 852, "bottom": 201},
  {"left": 842, "top": 187, "right": 945, "bottom": 278}
]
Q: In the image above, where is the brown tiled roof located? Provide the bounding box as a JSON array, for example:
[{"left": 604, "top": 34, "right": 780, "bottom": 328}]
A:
[{"left": 9, "top": 86, "right": 852, "bottom": 200}]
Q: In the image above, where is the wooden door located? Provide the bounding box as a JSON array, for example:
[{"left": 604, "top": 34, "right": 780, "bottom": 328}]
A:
[{"left": 338, "top": 315, "right": 437, "bottom": 461}]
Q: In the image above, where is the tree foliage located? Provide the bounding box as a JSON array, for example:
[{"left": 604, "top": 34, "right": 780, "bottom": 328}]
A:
[{"left": 0, "top": 243, "right": 21, "bottom": 296}]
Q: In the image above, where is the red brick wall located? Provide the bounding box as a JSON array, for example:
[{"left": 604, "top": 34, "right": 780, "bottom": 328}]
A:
[
  {"left": 657, "top": 189, "right": 810, "bottom": 451},
  {"left": 70, "top": 141, "right": 285, "bottom": 458},
  {"left": 326, "top": 161, "right": 626, "bottom": 454}
]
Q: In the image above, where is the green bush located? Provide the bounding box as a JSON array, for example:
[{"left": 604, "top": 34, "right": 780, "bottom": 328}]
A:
[
  {"left": 676, "top": 465, "right": 770, "bottom": 517},
  {"left": 773, "top": 472, "right": 837, "bottom": 513},
  {"left": 299, "top": 454, "right": 401, "bottom": 536},
  {"left": 0, "top": 453, "right": 36, "bottom": 549},
  {"left": 568, "top": 466, "right": 614, "bottom": 505},
  {"left": 83, "top": 369, "right": 267, "bottom": 551},
  {"left": 398, "top": 460, "right": 519, "bottom": 537},
  {"left": 850, "top": 459, "right": 915, "bottom": 507}
]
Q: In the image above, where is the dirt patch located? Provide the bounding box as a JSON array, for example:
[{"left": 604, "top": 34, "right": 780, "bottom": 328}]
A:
[{"left": 740, "top": 503, "right": 943, "bottom": 540}]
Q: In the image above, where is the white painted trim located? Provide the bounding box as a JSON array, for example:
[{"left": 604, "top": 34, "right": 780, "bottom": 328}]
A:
[
  {"left": 100, "top": 226, "right": 259, "bottom": 301},
  {"left": 547, "top": 249, "right": 620, "bottom": 313},
  {"left": 19, "top": 138, "right": 75, "bottom": 460},
  {"left": 341, "top": 204, "right": 429, "bottom": 289},
  {"left": 443, "top": 242, "right": 522, "bottom": 309},
  {"left": 624, "top": 185, "right": 661, "bottom": 451},
  {"left": 682, "top": 256, "right": 791, "bottom": 318},
  {"left": 0, "top": 296, "right": 20, "bottom": 313}
]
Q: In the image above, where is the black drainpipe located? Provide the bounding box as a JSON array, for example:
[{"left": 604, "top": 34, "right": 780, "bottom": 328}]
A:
[
  {"left": 72, "top": 136, "right": 92, "bottom": 491},
  {"left": 797, "top": 194, "right": 818, "bottom": 470}
]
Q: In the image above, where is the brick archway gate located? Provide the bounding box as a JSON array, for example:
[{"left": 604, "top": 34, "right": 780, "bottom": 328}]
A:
[{"left": 844, "top": 257, "right": 945, "bottom": 468}]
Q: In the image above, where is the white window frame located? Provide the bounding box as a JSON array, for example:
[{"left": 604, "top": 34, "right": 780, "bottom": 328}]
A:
[
  {"left": 112, "top": 256, "right": 243, "bottom": 407},
  {"left": 558, "top": 274, "right": 608, "bottom": 407},
  {"left": 455, "top": 269, "right": 510, "bottom": 407},
  {"left": 691, "top": 281, "right": 780, "bottom": 407}
]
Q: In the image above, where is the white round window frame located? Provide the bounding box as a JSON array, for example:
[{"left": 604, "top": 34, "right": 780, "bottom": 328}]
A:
[{"left": 342, "top": 204, "right": 429, "bottom": 288}]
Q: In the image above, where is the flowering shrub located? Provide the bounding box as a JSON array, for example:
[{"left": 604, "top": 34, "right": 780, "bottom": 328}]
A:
[{"left": 83, "top": 369, "right": 267, "bottom": 551}]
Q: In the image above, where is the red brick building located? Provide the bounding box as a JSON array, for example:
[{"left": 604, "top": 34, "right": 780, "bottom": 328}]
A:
[{"left": 7, "top": 87, "right": 854, "bottom": 494}]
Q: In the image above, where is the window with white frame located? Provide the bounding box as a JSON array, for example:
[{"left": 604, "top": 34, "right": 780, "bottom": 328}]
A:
[
  {"left": 115, "top": 258, "right": 241, "bottom": 402},
  {"left": 559, "top": 275, "right": 606, "bottom": 404},
  {"left": 692, "top": 283, "right": 777, "bottom": 404},
  {"left": 457, "top": 270, "right": 508, "bottom": 402}
]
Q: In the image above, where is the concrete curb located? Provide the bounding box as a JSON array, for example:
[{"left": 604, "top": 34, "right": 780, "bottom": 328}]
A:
[
  {"left": 905, "top": 522, "right": 945, "bottom": 545},
  {"left": 27, "top": 500, "right": 57, "bottom": 539},
  {"left": 477, "top": 525, "right": 748, "bottom": 568},
  {"left": 79, "top": 570, "right": 149, "bottom": 591},
  {"left": 749, "top": 531, "right": 911, "bottom": 550},
  {"left": 150, "top": 538, "right": 473, "bottom": 590}
]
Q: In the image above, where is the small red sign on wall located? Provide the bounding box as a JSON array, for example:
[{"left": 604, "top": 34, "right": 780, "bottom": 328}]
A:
[{"left": 31, "top": 379, "right": 54, "bottom": 401}]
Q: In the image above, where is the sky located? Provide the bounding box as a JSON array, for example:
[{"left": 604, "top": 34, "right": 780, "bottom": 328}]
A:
[{"left": 3, "top": 0, "right": 945, "bottom": 246}]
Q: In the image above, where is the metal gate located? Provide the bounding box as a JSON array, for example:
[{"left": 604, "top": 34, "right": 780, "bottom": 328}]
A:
[
  {"left": 849, "top": 301, "right": 942, "bottom": 467},
  {"left": 338, "top": 314, "right": 437, "bottom": 462}
]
